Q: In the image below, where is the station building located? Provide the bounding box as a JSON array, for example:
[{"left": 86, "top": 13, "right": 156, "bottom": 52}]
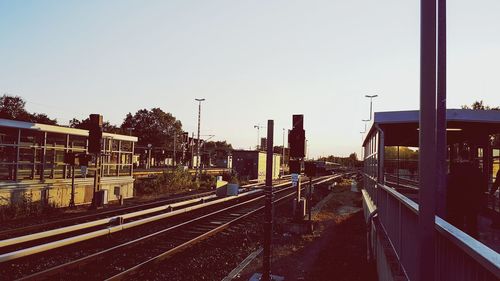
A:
[
  {"left": 232, "top": 150, "right": 281, "bottom": 181},
  {"left": 0, "top": 118, "right": 138, "bottom": 207}
]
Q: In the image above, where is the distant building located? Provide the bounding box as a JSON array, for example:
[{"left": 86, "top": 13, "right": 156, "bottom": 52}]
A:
[
  {"left": 0, "top": 118, "right": 138, "bottom": 207},
  {"left": 260, "top": 137, "right": 267, "bottom": 151},
  {"left": 232, "top": 150, "right": 281, "bottom": 181}
]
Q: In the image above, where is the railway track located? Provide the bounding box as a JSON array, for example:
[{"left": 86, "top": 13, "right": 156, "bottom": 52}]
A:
[
  {"left": 0, "top": 174, "right": 341, "bottom": 280},
  {"left": 0, "top": 181, "right": 267, "bottom": 241}
]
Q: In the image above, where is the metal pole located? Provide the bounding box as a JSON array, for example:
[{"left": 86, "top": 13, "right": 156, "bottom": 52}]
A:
[
  {"left": 262, "top": 120, "right": 274, "bottom": 281},
  {"left": 91, "top": 153, "right": 101, "bottom": 208},
  {"left": 308, "top": 177, "right": 312, "bottom": 222},
  {"left": 397, "top": 146, "right": 400, "bottom": 187},
  {"left": 197, "top": 103, "right": 201, "bottom": 182},
  {"left": 257, "top": 126, "right": 260, "bottom": 150},
  {"left": 69, "top": 165, "right": 75, "bottom": 208},
  {"left": 369, "top": 100, "right": 373, "bottom": 121},
  {"left": 282, "top": 128, "right": 285, "bottom": 178},
  {"left": 365, "top": 95, "right": 378, "bottom": 121},
  {"left": 191, "top": 132, "right": 195, "bottom": 169},
  {"left": 418, "top": 0, "right": 437, "bottom": 280},
  {"left": 147, "top": 148, "right": 151, "bottom": 169},
  {"left": 173, "top": 132, "right": 177, "bottom": 169},
  {"left": 195, "top": 98, "right": 205, "bottom": 183},
  {"left": 436, "top": 0, "right": 447, "bottom": 219}
]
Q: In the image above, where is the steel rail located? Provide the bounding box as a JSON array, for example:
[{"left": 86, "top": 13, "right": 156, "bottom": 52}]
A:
[
  {"left": 0, "top": 181, "right": 293, "bottom": 263},
  {"left": 0, "top": 181, "right": 265, "bottom": 248},
  {"left": 14, "top": 175, "right": 340, "bottom": 281},
  {"left": 0, "top": 181, "right": 265, "bottom": 239},
  {"left": 0, "top": 191, "right": 215, "bottom": 238},
  {"left": 106, "top": 182, "right": 312, "bottom": 281}
]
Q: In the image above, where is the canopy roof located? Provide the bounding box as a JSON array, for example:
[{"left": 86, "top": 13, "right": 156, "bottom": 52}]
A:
[
  {"left": 0, "top": 118, "right": 138, "bottom": 142},
  {"left": 363, "top": 109, "right": 500, "bottom": 147}
]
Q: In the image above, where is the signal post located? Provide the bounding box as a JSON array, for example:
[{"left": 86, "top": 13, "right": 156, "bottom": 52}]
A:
[{"left": 288, "top": 115, "right": 306, "bottom": 220}]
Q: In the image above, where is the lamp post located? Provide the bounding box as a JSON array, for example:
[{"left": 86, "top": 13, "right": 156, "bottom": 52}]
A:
[
  {"left": 195, "top": 98, "right": 205, "bottom": 184},
  {"left": 365, "top": 94, "right": 378, "bottom": 121},
  {"left": 360, "top": 131, "right": 365, "bottom": 159},
  {"left": 282, "top": 128, "right": 286, "bottom": 178},
  {"left": 254, "top": 125, "right": 265, "bottom": 150},
  {"left": 362, "top": 119, "right": 370, "bottom": 132}
]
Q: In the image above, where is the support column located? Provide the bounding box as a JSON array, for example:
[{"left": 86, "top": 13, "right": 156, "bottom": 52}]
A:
[
  {"left": 418, "top": 0, "right": 438, "bottom": 280},
  {"left": 436, "top": 0, "right": 447, "bottom": 219}
]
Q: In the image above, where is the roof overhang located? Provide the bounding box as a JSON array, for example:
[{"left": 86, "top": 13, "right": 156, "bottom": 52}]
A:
[{"left": 363, "top": 109, "right": 500, "bottom": 147}]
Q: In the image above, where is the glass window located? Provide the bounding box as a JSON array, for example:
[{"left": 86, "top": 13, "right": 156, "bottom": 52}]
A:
[
  {"left": 17, "top": 164, "right": 34, "bottom": 180},
  {"left": 0, "top": 164, "right": 15, "bottom": 180},
  {"left": 0, "top": 145, "right": 16, "bottom": 163},
  {"left": 47, "top": 133, "right": 67, "bottom": 148},
  {"left": 121, "top": 141, "right": 132, "bottom": 152},
  {"left": 69, "top": 135, "right": 87, "bottom": 151},
  {"left": 112, "top": 140, "right": 119, "bottom": 151},
  {"left": 123, "top": 165, "right": 132, "bottom": 175},
  {"left": 19, "top": 130, "right": 44, "bottom": 146},
  {"left": 0, "top": 127, "right": 19, "bottom": 144},
  {"left": 120, "top": 154, "right": 132, "bottom": 165},
  {"left": 18, "top": 147, "right": 35, "bottom": 162}
]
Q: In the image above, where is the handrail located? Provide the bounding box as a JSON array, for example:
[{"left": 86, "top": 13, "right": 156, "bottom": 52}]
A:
[
  {"left": 362, "top": 173, "right": 500, "bottom": 277},
  {"left": 435, "top": 217, "right": 500, "bottom": 276}
]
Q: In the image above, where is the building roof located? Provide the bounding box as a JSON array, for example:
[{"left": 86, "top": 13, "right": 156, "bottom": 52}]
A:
[
  {"left": 0, "top": 118, "right": 138, "bottom": 142},
  {"left": 363, "top": 109, "right": 500, "bottom": 147},
  {"left": 374, "top": 109, "right": 500, "bottom": 124}
]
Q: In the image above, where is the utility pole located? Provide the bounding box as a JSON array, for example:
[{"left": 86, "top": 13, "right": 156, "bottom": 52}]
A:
[{"left": 195, "top": 98, "right": 205, "bottom": 184}]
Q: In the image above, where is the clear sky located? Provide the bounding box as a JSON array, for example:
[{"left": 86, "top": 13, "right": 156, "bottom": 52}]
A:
[{"left": 1, "top": 0, "right": 499, "bottom": 158}]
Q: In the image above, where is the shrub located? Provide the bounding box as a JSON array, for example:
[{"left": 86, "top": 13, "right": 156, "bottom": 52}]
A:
[
  {"left": 134, "top": 167, "right": 197, "bottom": 196},
  {"left": 0, "top": 192, "right": 59, "bottom": 222}
]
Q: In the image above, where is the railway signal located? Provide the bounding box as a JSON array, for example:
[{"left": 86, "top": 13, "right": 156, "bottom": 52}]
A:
[{"left": 89, "top": 114, "right": 104, "bottom": 209}]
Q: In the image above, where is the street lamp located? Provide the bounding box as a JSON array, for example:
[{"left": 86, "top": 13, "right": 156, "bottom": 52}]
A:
[
  {"left": 195, "top": 98, "right": 205, "bottom": 184},
  {"left": 365, "top": 94, "right": 378, "bottom": 121}
]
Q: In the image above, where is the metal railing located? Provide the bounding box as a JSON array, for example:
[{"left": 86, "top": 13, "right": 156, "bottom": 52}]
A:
[{"left": 363, "top": 173, "right": 500, "bottom": 281}]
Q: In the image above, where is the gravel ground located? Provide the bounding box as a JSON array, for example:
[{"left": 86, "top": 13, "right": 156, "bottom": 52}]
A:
[
  {"left": 236, "top": 181, "right": 378, "bottom": 281},
  {"left": 116, "top": 181, "right": 358, "bottom": 281}
]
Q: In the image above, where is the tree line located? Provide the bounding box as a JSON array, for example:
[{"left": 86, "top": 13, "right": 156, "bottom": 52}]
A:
[{"left": 0, "top": 94, "right": 231, "bottom": 151}]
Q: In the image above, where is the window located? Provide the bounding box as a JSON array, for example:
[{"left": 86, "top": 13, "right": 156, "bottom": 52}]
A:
[{"left": 0, "top": 127, "right": 19, "bottom": 144}]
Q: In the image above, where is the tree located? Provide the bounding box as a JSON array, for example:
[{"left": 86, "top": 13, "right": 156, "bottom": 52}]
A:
[
  {"left": 0, "top": 94, "right": 57, "bottom": 125},
  {"left": 461, "top": 100, "right": 499, "bottom": 110},
  {"left": 318, "top": 153, "right": 362, "bottom": 167},
  {"left": 69, "top": 117, "right": 120, "bottom": 133},
  {"left": 203, "top": 140, "right": 232, "bottom": 152},
  {"left": 461, "top": 101, "right": 500, "bottom": 146},
  {"left": 30, "top": 113, "right": 57, "bottom": 125},
  {"left": 120, "top": 108, "right": 183, "bottom": 148}
]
